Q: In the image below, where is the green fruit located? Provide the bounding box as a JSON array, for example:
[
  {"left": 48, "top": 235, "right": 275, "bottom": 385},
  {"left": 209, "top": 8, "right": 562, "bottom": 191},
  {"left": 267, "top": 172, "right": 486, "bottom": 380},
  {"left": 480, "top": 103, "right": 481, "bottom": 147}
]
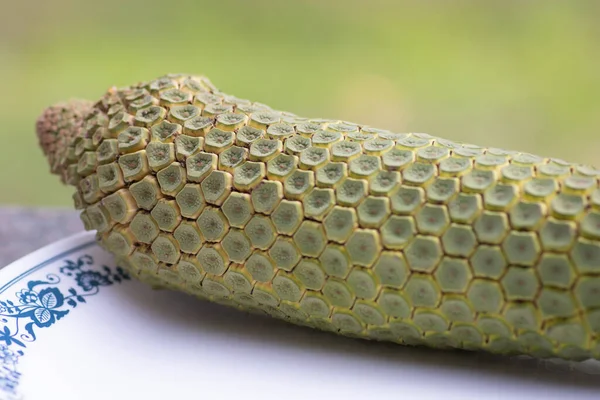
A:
[{"left": 37, "top": 72, "right": 600, "bottom": 361}]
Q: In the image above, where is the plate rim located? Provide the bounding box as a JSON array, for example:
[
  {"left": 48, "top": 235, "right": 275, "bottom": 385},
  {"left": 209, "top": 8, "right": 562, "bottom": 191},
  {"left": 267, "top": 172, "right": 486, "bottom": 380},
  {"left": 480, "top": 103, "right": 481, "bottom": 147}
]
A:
[
  {"left": 0, "top": 230, "right": 128, "bottom": 399},
  {"left": 0, "top": 231, "right": 95, "bottom": 292}
]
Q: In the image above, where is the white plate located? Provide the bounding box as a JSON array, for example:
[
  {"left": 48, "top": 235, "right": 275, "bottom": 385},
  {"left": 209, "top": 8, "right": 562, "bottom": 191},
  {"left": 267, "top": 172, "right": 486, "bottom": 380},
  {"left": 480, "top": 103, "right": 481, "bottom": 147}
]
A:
[{"left": 1, "top": 232, "right": 600, "bottom": 400}]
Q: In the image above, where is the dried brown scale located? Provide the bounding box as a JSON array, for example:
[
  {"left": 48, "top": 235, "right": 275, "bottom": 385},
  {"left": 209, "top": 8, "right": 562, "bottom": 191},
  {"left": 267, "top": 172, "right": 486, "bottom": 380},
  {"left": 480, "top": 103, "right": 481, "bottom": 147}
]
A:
[
  {"left": 36, "top": 73, "right": 600, "bottom": 362},
  {"left": 36, "top": 99, "right": 94, "bottom": 180}
]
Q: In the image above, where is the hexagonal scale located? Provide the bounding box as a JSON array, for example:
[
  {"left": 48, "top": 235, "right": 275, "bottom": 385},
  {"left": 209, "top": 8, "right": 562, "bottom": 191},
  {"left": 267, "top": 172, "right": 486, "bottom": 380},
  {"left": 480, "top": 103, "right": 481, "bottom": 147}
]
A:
[
  {"left": 129, "top": 212, "right": 159, "bottom": 244},
  {"left": 470, "top": 245, "right": 507, "bottom": 279},
  {"left": 467, "top": 279, "right": 504, "bottom": 313},
  {"left": 268, "top": 238, "right": 301, "bottom": 271},
  {"left": 509, "top": 201, "right": 546, "bottom": 230},
  {"left": 186, "top": 152, "right": 217, "bottom": 183},
  {"left": 118, "top": 150, "right": 150, "bottom": 182},
  {"left": 336, "top": 178, "right": 368, "bottom": 207},
  {"left": 221, "top": 229, "right": 252, "bottom": 263},
  {"left": 404, "top": 274, "right": 442, "bottom": 307},
  {"left": 97, "top": 162, "right": 124, "bottom": 193},
  {"left": 175, "top": 184, "right": 206, "bottom": 219},
  {"left": 323, "top": 278, "right": 355, "bottom": 308},
  {"left": 439, "top": 295, "right": 475, "bottom": 322},
  {"left": 537, "top": 288, "right": 577, "bottom": 319},
  {"left": 196, "top": 244, "right": 229, "bottom": 276},
  {"left": 101, "top": 189, "right": 137, "bottom": 224},
  {"left": 151, "top": 234, "right": 181, "bottom": 264},
  {"left": 503, "top": 302, "right": 540, "bottom": 331},
  {"left": 349, "top": 154, "right": 381, "bottom": 178},
  {"left": 319, "top": 245, "right": 351, "bottom": 278},
  {"left": 448, "top": 193, "right": 482, "bottom": 223},
  {"left": 501, "top": 231, "right": 541, "bottom": 267},
  {"left": 413, "top": 310, "right": 449, "bottom": 333},
  {"left": 293, "top": 259, "right": 326, "bottom": 290},
  {"left": 129, "top": 175, "right": 163, "bottom": 211},
  {"left": 156, "top": 162, "right": 186, "bottom": 196},
  {"left": 246, "top": 252, "right": 276, "bottom": 282},
  {"left": 300, "top": 293, "right": 332, "bottom": 318},
  {"left": 416, "top": 204, "right": 450, "bottom": 236},
  {"left": 284, "top": 169, "right": 314, "bottom": 200},
  {"left": 201, "top": 170, "right": 232, "bottom": 205},
  {"left": 346, "top": 229, "right": 382, "bottom": 267},
  {"left": 402, "top": 162, "right": 435, "bottom": 186},
  {"left": 373, "top": 252, "right": 409, "bottom": 288},
  {"left": 574, "top": 276, "right": 600, "bottom": 309},
  {"left": 236, "top": 126, "right": 264, "bottom": 147},
  {"left": 272, "top": 271, "right": 303, "bottom": 302},
  {"left": 221, "top": 192, "right": 253, "bottom": 228},
  {"left": 442, "top": 224, "right": 478, "bottom": 257},
  {"left": 539, "top": 219, "right": 576, "bottom": 252},
  {"left": 353, "top": 301, "right": 386, "bottom": 326},
  {"left": 244, "top": 215, "right": 277, "bottom": 250},
  {"left": 218, "top": 146, "right": 247, "bottom": 173},
  {"left": 267, "top": 153, "right": 298, "bottom": 181},
  {"left": 271, "top": 200, "right": 304, "bottom": 235},
  {"left": 314, "top": 162, "right": 348, "bottom": 190},
  {"left": 537, "top": 253, "right": 576, "bottom": 289},
  {"left": 474, "top": 211, "right": 510, "bottom": 244},
  {"left": 299, "top": 146, "right": 330, "bottom": 170},
  {"left": 377, "top": 289, "right": 411, "bottom": 318},
  {"left": 223, "top": 265, "right": 254, "bottom": 294},
  {"left": 347, "top": 268, "right": 379, "bottom": 300},
  {"left": 250, "top": 180, "right": 283, "bottom": 214},
  {"left": 204, "top": 128, "right": 234, "bottom": 154},
  {"left": 390, "top": 185, "right": 424, "bottom": 215},
  {"left": 150, "top": 199, "right": 181, "bottom": 232},
  {"left": 434, "top": 257, "right": 472, "bottom": 293},
  {"left": 322, "top": 206, "right": 357, "bottom": 243},
  {"left": 405, "top": 235, "right": 444, "bottom": 273},
  {"left": 369, "top": 170, "right": 400, "bottom": 196},
  {"left": 293, "top": 220, "right": 327, "bottom": 257},
  {"left": 196, "top": 207, "right": 229, "bottom": 242},
  {"left": 176, "top": 255, "right": 205, "bottom": 284},
  {"left": 173, "top": 221, "right": 204, "bottom": 254},
  {"left": 249, "top": 138, "right": 282, "bottom": 162},
  {"left": 569, "top": 236, "right": 600, "bottom": 274},
  {"left": 105, "top": 227, "right": 136, "bottom": 256},
  {"left": 501, "top": 266, "right": 540, "bottom": 301},
  {"left": 303, "top": 188, "right": 335, "bottom": 221}
]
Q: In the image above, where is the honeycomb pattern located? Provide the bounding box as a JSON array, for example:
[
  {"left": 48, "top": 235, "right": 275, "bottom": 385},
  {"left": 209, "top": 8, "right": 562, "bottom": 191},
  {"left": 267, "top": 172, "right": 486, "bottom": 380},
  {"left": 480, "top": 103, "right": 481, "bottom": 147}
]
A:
[{"left": 51, "top": 72, "right": 600, "bottom": 361}]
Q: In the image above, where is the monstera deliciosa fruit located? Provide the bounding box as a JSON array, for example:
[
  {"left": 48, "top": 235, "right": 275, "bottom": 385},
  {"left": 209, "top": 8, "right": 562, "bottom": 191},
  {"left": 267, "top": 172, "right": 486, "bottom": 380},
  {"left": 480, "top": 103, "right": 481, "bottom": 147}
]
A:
[{"left": 36, "top": 73, "right": 600, "bottom": 361}]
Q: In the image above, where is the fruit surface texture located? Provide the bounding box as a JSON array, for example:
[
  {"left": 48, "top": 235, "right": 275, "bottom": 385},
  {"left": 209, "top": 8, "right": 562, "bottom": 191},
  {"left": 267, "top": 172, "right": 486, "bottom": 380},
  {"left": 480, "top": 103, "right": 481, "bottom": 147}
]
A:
[{"left": 37, "top": 73, "right": 600, "bottom": 361}]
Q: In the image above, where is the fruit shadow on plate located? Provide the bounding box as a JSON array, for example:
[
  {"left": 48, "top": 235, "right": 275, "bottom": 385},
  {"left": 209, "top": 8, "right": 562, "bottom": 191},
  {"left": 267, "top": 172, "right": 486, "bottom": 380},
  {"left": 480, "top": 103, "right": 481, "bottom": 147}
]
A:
[{"left": 112, "top": 278, "right": 600, "bottom": 391}]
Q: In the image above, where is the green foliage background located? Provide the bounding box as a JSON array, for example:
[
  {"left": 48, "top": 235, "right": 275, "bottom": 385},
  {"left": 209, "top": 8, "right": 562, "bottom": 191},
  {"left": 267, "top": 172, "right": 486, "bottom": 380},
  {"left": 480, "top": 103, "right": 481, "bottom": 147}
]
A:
[{"left": 1, "top": 0, "right": 599, "bottom": 206}]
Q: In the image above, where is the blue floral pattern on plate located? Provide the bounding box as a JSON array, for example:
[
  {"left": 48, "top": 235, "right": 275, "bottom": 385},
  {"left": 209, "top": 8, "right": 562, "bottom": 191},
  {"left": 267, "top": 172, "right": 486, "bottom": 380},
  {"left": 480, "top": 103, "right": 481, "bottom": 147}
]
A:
[{"left": 0, "top": 242, "right": 129, "bottom": 398}]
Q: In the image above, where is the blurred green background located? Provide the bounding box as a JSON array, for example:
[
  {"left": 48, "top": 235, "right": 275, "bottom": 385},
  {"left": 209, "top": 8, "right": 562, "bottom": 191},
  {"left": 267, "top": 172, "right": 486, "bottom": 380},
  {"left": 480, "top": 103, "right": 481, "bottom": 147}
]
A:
[{"left": 1, "top": 0, "right": 599, "bottom": 206}]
